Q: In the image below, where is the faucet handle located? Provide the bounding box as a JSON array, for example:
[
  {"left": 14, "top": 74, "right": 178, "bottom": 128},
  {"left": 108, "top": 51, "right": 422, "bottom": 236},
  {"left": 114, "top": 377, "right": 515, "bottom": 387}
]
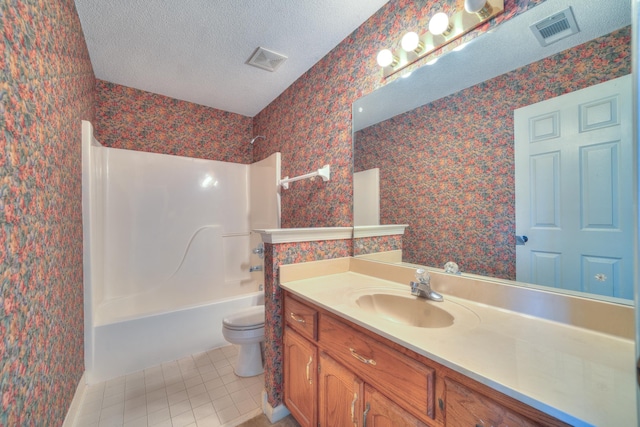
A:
[
  {"left": 415, "top": 268, "right": 430, "bottom": 283},
  {"left": 444, "top": 261, "right": 460, "bottom": 274}
]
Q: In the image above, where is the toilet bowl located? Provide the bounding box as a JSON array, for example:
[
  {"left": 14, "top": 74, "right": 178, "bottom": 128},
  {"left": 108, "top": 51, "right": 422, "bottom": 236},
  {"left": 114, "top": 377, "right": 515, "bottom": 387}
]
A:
[{"left": 222, "top": 305, "right": 265, "bottom": 377}]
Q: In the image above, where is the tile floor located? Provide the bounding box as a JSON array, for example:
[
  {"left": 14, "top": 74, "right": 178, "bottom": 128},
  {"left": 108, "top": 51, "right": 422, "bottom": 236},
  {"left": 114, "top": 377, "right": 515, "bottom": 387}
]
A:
[{"left": 74, "top": 345, "right": 265, "bottom": 427}]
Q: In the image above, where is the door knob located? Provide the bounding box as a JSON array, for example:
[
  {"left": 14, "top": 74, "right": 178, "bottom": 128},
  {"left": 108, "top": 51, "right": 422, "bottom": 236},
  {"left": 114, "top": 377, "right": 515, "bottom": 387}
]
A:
[{"left": 516, "top": 235, "right": 528, "bottom": 245}]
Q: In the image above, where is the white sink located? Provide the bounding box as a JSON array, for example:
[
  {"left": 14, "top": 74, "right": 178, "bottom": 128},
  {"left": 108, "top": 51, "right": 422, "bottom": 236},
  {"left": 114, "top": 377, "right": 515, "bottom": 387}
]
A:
[{"left": 350, "top": 288, "right": 479, "bottom": 329}]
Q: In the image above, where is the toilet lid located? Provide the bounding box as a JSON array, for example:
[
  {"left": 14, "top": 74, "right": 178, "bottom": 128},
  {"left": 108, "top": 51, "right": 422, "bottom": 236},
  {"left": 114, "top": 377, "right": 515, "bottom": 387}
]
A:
[{"left": 223, "top": 305, "right": 265, "bottom": 329}]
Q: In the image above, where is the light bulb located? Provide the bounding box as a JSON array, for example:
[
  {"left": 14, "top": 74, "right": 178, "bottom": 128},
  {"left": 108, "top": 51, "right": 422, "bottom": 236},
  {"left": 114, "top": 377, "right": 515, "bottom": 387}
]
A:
[
  {"left": 401, "top": 32, "right": 422, "bottom": 53},
  {"left": 464, "top": 0, "right": 492, "bottom": 19},
  {"left": 428, "top": 12, "right": 452, "bottom": 36},
  {"left": 376, "top": 49, "right": 397, "bottom": 68}
]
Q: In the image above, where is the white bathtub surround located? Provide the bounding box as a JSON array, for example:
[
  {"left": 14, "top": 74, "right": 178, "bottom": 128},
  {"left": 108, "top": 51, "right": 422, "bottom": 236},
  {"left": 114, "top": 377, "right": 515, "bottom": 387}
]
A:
[{"left": 81, "top": 121, "right": 280, "bottom": 383}]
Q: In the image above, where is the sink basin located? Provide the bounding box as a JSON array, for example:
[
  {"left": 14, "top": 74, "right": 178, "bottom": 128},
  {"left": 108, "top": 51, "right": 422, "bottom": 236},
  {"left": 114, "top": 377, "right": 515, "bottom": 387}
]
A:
[
  {"left": 356, "top": 293, "right": 455, "bottom": 328},
  {"left": 351, "top": 288, "right": 479, "bottom": 329}
]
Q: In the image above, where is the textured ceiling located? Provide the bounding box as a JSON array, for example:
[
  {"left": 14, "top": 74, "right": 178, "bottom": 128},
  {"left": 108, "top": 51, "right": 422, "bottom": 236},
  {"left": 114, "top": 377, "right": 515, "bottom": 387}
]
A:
[{"left": 74, "top": 0, "right": 390, "bottom": 117}]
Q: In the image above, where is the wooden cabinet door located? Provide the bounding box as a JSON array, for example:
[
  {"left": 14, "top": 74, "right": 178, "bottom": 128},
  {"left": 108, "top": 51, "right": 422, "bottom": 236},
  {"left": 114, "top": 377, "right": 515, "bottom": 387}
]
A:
[
  {"left": 364, "top": 384, "right": 429, "bottom": 427},
  {"left": 284, "top": 327, "right": 317, "bottom": 427},
  {"left": 318, "top": 352, "right": 364, "bottom": 427}
]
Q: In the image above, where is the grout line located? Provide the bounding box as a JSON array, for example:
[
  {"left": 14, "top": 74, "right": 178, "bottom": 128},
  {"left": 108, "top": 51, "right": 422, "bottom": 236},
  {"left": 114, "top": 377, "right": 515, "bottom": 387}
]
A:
[{"left": 74, "top": 345, "right": 265, "bottom": 427}]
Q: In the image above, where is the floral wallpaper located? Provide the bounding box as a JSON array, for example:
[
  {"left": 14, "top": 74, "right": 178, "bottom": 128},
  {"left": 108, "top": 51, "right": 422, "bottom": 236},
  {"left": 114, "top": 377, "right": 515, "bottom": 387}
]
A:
[
  {"left": 1, "top": 0, "right": 95, "bottom": 425},
  {"left": 255, "top": 0, "right": 551, "bottom": 408},
  {"left": 95, "top": 80, "right": 253, "bottom": 163},
  {"left": 353, "top": 235, "right": 402, "bottom": 256},
  {"left": 252, "top": 0, "right": 546, "bottom": 229},
  {"left": 354, "top": 27, "right": 631, "bottom": 280},
  {"left": 2, "top": 0, "right": 619, "bottom": 421},
  {"left": 262, "top": 240, "right": 353, "bottom": 408}
]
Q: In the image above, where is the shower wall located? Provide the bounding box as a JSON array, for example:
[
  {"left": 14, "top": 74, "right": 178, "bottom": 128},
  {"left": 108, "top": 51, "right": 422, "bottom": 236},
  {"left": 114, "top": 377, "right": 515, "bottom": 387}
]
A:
[
  {"left": 101, "top": 146, "right": 252, "bottom": 305},
  {"left": 82, "top": 121, "right": 280, "bottom": 381}
]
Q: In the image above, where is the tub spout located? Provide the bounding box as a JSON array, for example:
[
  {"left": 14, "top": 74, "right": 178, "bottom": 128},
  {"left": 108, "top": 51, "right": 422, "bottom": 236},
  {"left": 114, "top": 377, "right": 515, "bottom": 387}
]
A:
[{"left": 249, "top": 265, "right": 263, "bottom": 272}]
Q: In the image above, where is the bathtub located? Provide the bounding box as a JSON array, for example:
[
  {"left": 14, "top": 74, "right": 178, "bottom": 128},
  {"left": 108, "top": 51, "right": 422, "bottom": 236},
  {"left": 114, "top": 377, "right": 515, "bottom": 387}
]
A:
[
  {"left": 88, "top": 288, "right": 264, "bottom": 384},
  {"left": 81, "top": 122, "right": 279, "bottom": 384}
]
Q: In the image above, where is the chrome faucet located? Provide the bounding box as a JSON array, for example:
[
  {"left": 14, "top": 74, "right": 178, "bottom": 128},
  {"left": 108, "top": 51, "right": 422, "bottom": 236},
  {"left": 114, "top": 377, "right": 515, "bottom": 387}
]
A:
[{"left": 410, "top": 269, "right": 443, "bottom": 302}]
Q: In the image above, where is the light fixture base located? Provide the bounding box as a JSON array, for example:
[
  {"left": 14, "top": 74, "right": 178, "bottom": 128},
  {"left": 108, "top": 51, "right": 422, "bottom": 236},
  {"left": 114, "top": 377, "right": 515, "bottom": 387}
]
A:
[{"left": 380, "top": 0, "right": 504, "bottom": 78}]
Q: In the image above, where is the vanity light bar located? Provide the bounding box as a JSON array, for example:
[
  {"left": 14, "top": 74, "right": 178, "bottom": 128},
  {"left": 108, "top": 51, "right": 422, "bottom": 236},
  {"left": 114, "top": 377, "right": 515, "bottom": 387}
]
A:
[{"left": 377, "top": 0, "right": 504, "bottom": 78}]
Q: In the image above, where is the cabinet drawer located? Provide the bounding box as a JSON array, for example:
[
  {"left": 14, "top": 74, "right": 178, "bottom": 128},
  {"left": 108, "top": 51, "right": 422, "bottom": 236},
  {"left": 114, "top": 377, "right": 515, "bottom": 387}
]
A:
[
  {"left": 319, "top": 314, "right": 435, "bottom": 422},
  {"left": 445, "top": 378, "right": 540, "bottom": 427},
  {"left": 284, "top": 294, "right": 317, "bottom": 341}
]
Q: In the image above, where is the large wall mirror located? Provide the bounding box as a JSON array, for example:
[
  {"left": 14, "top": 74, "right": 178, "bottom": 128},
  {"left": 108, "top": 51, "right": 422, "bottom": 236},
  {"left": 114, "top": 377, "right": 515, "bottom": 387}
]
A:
[{"left": 353, "top": 0, "right": 634, "bottom": 303}]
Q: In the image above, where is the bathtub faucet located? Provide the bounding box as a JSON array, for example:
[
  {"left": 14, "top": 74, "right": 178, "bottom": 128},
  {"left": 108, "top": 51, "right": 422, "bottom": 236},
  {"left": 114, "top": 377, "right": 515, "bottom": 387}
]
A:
[{"left": 249, "top": 265, "right": 263, "bottom": 272}]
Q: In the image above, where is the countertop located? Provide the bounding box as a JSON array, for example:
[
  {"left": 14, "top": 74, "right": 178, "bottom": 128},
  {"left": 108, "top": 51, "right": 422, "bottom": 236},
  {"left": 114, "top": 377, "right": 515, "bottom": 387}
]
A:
[{"left": 280, "top": 269, "right": 636, "bottom": 427}]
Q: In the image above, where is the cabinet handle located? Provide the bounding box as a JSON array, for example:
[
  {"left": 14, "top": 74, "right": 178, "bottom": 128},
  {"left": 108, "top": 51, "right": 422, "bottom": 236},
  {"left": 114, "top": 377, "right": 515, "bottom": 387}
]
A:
[
  {"left": 363, "top": 402, "right": 370, "bottom": 427},
  {"left": 305, "top": 356, "right": 313, "bottom": 384},
  {"left": 290, "top": 312, "right": 305, "bottom": 323},
  {"left": 350, "top": 392, "right": 358, "bottom": 425},
  {"left": 349, "top": 348, "right": 377, "bottom": 365}
]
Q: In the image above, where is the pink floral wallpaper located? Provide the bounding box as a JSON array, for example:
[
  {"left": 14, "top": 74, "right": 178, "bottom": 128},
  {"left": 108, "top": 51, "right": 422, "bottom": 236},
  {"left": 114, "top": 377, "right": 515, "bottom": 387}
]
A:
[
  {"left": 353, "top": 235, "right": 402, "bottom": 256},
  {"left": 354, "top": 28, "right": 631, "bottom": 280},
  {"left": 95, "top": 80, "right": 253, "bottom": 163},
  {"left": 2, "top": 0, "right": 618, "bottom": 421},
  {"left": 262, "top": 240, "right": 353, "bottom": 407},
  {"left": 252, "top": 0, "right": 545, "bottom": 228},
  {"left": 1, "top": 0, "right": 95, "bottom": 424}
]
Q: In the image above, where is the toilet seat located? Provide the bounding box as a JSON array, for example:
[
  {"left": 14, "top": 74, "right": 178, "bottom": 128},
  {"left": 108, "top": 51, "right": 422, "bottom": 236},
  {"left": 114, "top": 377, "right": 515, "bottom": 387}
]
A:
[{"left": 223, "top": 305, "right": 265, "bottom": 331}]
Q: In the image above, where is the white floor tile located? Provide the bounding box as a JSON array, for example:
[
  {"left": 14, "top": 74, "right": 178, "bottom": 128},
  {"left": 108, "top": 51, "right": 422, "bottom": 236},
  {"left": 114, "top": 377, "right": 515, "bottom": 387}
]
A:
[
  {"left": 147, "top": 407, "right": 171, "bottom": 425},
  {"left": 192, "top": 402, "right": 216, "bottom": 421},
  {"left": 172, "top": 409, "right": 196, "bottom": 427},
  {"left": 74, "top": 346, "right": 263, "bottom": 427},
  {"left": 169, "top": 399, "right": 193, "bottom": 418}
]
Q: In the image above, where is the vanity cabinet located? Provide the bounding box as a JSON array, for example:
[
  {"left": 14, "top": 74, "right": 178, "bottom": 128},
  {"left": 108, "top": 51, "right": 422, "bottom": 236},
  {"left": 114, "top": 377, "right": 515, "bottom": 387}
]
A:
[
  {"left": 318, "top": 314, "right": 437, "bottom": 425},
  {"left": 364, "top": 384, "right": 429, "bottom": 427},
  {"left": 283, "top": 292, "right": 568, "bottom": 427},
  {"left": 317, "top": 350, "right": 429, "bottom": 427},
  {"left": 318, "top": 352, "right": 363, "bottom": 426},
  {"left": 283, "top": 326, "right": 317, "bottom": 427}
]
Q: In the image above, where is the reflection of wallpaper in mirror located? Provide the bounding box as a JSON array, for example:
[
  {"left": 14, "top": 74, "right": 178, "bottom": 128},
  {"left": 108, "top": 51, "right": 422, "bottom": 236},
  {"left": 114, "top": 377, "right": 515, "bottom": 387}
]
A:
[
  {"left": 354, "top": 234, "right": 402, "bottom": 257},
  {"left": 354, "top": 27, "right": 631, "bottom": 280}
]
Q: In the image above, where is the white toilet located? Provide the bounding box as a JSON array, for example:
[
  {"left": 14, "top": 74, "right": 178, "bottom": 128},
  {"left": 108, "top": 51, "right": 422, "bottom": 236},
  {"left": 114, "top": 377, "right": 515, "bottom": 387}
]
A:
[{"left": 222, "top": 305, "right": 266, "bottom": 377}]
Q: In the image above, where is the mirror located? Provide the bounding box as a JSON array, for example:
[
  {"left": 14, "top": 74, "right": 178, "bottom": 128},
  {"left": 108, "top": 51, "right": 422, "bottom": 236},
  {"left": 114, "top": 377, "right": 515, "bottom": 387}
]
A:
[{"left": 353, "top": 0, "right": 633, "bottom": 302}]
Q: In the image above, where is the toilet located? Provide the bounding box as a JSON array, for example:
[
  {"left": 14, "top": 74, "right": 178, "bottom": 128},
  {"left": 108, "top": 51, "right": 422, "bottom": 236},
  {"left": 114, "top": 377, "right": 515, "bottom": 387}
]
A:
[{"left": 222, "top": 305, "right": 266, "bottom": 377}]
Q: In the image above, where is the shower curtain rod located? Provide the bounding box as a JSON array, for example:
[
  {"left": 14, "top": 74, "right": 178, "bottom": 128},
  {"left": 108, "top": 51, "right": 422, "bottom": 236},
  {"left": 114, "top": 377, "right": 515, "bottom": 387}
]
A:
[{"left": 280, "top": 165, "right": 330, "bottom": 190}]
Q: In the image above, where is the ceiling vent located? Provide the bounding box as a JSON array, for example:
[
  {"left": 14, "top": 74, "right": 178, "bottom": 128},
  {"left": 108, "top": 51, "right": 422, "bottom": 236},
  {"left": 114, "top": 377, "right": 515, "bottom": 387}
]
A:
[
  {"left": 530, "top": 7, "right": 580, "bottom": 47},
  {"left": 246, "top": 47, "right": 288, "bottom": 72}
]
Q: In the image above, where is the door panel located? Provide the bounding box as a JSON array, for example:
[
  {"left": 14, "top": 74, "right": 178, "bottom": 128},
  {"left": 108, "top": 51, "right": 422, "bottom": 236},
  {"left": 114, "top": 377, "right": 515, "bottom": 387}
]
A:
[
  {"left": 515, "top": 74, "right": 632, "bottom": 299},
  {"left": 283, "top": 327, "right": 317, "bottom": 427},
  {"left": 318, "top": 352, "right": 363, "bottom": 427}
]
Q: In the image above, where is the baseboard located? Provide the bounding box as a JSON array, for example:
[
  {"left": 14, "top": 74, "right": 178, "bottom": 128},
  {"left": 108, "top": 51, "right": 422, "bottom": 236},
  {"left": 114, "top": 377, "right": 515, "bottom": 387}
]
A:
[
  {"left": 62, "top": 372, "right": 87, "bottom": 427},
  {"left": 261, "top": 390, "right": 291, "bottom": 423}
]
